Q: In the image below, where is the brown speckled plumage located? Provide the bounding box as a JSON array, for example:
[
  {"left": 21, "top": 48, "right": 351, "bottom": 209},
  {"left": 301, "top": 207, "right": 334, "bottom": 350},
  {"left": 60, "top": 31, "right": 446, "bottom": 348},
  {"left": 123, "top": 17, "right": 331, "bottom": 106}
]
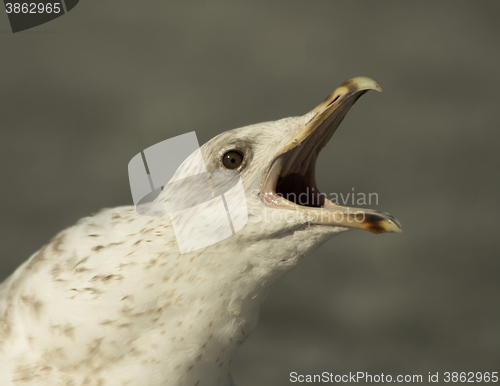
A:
[{"left": 0, "top": 78, "right": 401, "bottom": 385}]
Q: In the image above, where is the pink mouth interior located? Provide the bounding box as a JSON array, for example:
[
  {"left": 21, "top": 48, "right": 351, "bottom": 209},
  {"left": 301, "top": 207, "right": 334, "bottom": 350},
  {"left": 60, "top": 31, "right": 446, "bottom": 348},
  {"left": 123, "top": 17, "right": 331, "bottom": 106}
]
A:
[
  {"left": 266, "top": 119, "right": 333, "bottom": 209},
  {"left": 261, "top": 94, "right": 360, "bottom": 210}
]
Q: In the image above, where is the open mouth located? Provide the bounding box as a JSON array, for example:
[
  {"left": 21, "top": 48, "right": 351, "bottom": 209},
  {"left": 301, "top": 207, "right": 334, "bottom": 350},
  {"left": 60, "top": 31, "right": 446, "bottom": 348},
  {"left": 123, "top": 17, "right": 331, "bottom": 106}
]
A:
[{"left": 260, "top": 77, "right": 402, "bottom": 234}]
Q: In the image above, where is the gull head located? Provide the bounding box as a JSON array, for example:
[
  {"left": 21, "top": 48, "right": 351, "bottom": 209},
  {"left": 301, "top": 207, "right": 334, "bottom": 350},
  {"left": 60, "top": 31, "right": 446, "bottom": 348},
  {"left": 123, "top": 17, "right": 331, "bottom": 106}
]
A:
[{"left": 191, "top": 77, "right": 402, "bottom": 274}]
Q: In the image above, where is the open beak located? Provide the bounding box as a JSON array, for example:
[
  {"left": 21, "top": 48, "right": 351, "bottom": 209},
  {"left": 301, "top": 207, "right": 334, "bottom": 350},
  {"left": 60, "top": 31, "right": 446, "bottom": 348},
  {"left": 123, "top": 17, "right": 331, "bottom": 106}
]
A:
[{"left": 261, "top": 76, "right": 402, "bottom": 234}]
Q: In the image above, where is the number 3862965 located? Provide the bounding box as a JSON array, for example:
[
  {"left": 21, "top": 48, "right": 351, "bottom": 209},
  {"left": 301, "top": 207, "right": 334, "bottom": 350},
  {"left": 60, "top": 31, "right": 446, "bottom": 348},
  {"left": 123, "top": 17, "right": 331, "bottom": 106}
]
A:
[{"left": 5, "top": 3, "right": 61, "bottom": 14}]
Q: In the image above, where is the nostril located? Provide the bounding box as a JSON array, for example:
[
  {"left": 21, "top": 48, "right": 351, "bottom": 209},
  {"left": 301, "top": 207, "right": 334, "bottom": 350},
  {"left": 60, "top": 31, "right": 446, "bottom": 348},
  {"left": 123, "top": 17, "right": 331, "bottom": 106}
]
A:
[{"left": 327, "top": 95, "right": 340, "bottom": 107}]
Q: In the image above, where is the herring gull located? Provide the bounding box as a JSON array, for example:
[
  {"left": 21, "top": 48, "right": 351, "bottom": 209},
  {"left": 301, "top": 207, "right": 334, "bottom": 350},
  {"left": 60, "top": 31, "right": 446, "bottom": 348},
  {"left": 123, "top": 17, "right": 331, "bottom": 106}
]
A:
[{"left": 0, "top": 77, "right": 402, "bottom": 385}]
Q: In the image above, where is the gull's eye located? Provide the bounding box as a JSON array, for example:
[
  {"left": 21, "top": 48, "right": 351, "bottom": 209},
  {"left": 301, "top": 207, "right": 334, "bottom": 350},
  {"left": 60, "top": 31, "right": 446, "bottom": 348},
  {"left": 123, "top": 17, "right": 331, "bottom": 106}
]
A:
[{"left": 222, "top": 150, "right": 244, "bottom": 169}]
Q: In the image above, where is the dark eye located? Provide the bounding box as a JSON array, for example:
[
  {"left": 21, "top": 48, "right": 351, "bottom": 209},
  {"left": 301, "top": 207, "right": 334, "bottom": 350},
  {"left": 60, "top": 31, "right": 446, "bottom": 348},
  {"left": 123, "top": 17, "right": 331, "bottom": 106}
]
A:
[{"left": 222, "top": 150, "right": 244, "bottom": 169}]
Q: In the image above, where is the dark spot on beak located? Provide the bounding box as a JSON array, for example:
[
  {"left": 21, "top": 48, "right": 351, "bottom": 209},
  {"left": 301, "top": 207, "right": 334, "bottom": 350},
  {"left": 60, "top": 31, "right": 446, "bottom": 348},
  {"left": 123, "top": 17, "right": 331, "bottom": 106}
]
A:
[{"left": 362, "top": 213, "right": 386, "bottom": 234}]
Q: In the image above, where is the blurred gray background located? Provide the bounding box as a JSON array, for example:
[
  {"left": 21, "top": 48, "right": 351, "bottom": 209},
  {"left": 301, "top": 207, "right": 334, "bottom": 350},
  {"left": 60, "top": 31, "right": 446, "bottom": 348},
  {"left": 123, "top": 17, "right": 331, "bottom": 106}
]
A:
[{"left": 1, "top": 1, "right": 499, "bottom": 384}]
